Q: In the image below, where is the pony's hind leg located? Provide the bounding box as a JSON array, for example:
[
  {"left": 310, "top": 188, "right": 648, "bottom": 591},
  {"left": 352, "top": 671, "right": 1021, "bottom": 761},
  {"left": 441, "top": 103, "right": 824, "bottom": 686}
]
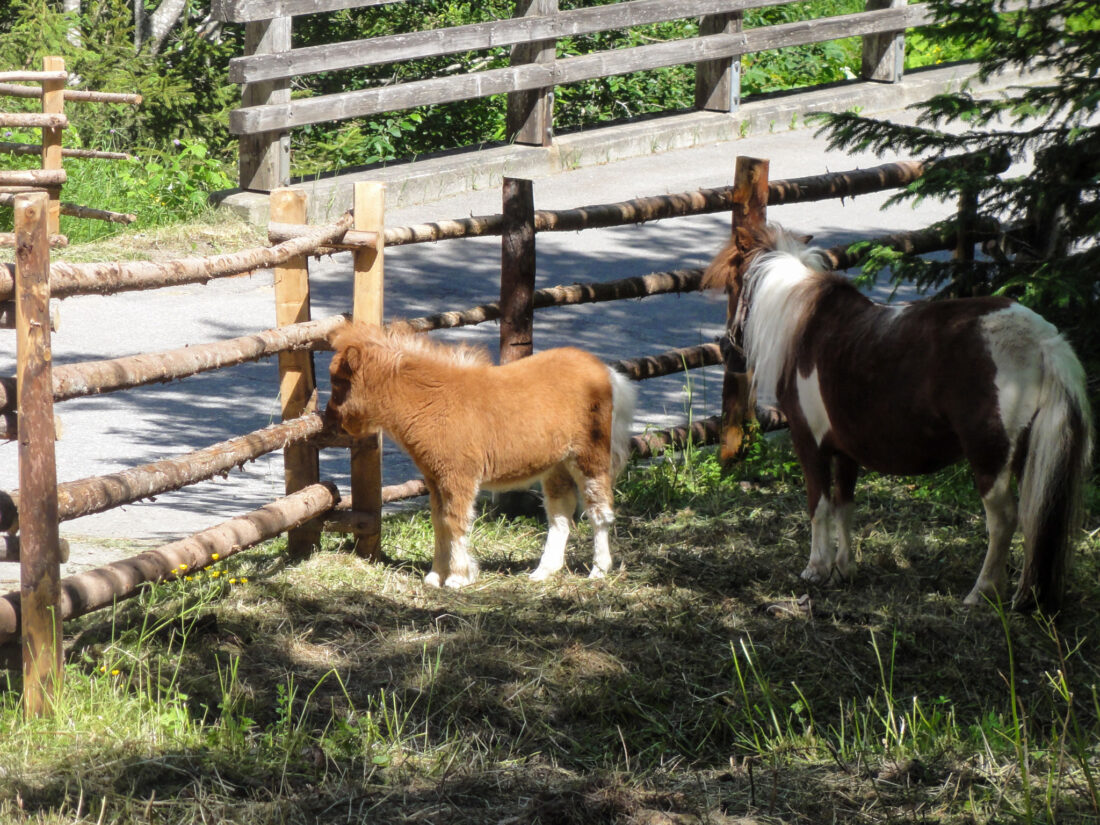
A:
[
  {"left": 577, "top": 469, "right": 616, "bottom": 579},
  {"left": 832, "top": 454, "right": 859, "bottom": 580},
  {"left": 424, "top": 481, "right": 479, "bottom": 589},
  {"left": 965, "top": 466, "right": 1016, "bottom": 606},
  {"left": 530, "top": 466, "right": 577, "bottom": 581}
]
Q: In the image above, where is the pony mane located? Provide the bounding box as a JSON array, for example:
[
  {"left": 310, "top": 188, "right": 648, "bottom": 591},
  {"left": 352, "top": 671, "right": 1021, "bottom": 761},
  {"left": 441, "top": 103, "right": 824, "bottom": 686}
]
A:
[
  {"left": 330, "top": 321, "right": 492, "bottom": 370},
  {"left": 740, "top": 225, "right": 836, "bottom": 407}
]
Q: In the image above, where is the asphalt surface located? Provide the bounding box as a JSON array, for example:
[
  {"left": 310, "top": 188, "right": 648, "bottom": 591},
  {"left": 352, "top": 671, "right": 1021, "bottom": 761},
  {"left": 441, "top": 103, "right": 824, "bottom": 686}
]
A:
[{"left": 0, "top": 84, "right": 1003, "bottom": 588}]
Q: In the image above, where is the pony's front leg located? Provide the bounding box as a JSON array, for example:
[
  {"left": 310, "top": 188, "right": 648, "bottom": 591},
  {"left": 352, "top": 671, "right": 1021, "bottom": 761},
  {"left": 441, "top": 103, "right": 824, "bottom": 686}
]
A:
[
  {"left": 791, "top": 433, "right": 835, "bottom": 583},
  {"left": 965, "top": 467, "right": 1015, "bottom": 606},
  {"left": 424, "top": 483, "right": 479, "bottom": 589},
  {"left": 530, "top": 467, "right": 577, "bottom": 581}
]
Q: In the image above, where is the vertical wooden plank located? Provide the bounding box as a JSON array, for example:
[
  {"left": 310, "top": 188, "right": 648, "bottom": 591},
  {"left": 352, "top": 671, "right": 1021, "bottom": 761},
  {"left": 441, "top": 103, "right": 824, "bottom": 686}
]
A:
[
  {"left": 271, "top": 188, "right": 322, "bottom": 560},
  {"left": 861, "top": 0, "right": 905, "bottom": 83},
  {"left": 40, "top": 56, "right": 65, "bottom": 237},
  {"left": 14, "top": 191, "right": 62, "bottom": 716},
  {"left": 240, "top": 18, "right": 291, "bottom": 191},
  {"left": 506, "top": 0, "right": 557, "bottom": 147},
  {"left": 350, "top": 181, "right": 384, "bottom": 560},
  {"left": 719, "top": 156, "right": 769, "bottom": 464},
  {"left": 500, "top": 178, "right": 536, "bottom": 364},
  {"left": 695, "top": 12, "right": 742, "bottom": 113}
]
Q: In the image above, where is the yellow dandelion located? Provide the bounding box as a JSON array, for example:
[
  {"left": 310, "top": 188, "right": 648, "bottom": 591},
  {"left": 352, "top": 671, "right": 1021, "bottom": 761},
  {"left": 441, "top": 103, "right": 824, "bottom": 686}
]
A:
[
  {"left": 185, "top": 576, "right": 193, "bottom": 581},
  {"left": 241, "top": 577, "right": 248, "bottom": 583},
  {"left": 179, "top": 563, "right": 188, "bottom": 570},
  {"left": 211, "top": 553, "right": 220, "bottom": 561},
  {"left": 229, "top": 578, "right": 237, "bottom": 584},
  {"left": 99, "top": 666, "right": 106, "bottom": 673},
  {"left": 111, "top": 669, "right": 120, "bottom": 676}
]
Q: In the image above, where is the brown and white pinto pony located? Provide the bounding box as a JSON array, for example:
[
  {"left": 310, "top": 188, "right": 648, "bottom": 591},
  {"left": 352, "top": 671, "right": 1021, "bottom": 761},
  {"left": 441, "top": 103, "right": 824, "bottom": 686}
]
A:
[
  {"left": 325, "top": 322, "right": 636, "bottom": 588},
  {"left": 704, "top": 224, "right": 1093, "bottom": 612}
]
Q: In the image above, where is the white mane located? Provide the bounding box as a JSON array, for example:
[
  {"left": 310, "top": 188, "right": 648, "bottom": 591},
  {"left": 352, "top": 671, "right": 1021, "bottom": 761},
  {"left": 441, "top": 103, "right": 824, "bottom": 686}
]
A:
[{"left": 742, "top": 240, "right": 828, "bottom": 407}]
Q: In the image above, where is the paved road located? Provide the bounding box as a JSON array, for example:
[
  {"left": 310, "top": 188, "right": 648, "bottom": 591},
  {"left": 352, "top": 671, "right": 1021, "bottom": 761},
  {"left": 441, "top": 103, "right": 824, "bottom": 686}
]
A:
[{"left": 0, "top": 75, "right": 1009, "bottom": 587}]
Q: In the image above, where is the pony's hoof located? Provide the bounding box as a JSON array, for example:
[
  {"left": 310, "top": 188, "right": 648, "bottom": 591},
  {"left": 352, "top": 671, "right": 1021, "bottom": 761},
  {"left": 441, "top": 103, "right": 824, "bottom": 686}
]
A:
[
  {"left": 444, "top": 573, "right": 474, "bottom": 589},
  {"left": 529, "top": 567, "right": 557, "bottom": 582},
  {"left": 800, "top": 565, "right": 829, "bottom": 584},
  {"left": 424, "top": 571, "right": 443, "bottom": 588},
  {"left": 588, "top": 567, "right": 607, "bottom": 580}
]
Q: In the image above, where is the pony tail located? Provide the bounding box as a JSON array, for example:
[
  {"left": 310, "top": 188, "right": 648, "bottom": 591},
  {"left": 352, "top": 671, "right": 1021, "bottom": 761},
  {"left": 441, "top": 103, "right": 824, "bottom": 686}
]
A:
[
  {"left": 608, "top": 368, "right": 637, "bottom": 479},
  {"left": 1014, "top": 335, "right": 1094, "bottom": 612}
]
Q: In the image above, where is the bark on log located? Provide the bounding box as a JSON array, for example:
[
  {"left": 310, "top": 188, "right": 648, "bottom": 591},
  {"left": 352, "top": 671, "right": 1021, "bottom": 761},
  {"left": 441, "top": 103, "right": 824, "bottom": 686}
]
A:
[
  {"left": 0, "top": 113, "right": 68, "bottom": 129},
  {"left": 0, "top": 170, "right": 66, "bottom": 187},
  {"left": 0, "top": 483, "right": 339, "bottom": 645},
  {"left": 0, "top": 212, "right": 354, "bottom": 302},
  {"left": 0, "top": 413, "right": 326, "bottom": 531},
  {"left": 610, "top": 342, "right": 721, "bottom": 381},
  {"left": 0, "top": 71, "right": 68, "bottom": 83},
  {"left": 630, "top": 416, "right": 722, "bottom": 459},
  {"left": 0, "top": 141, "right": 131, "bottom": 161},
  {"left": 0, "top": 83, "right": 142, "bottom": 105},
  {"left": 0, "top": 233, "right": 68, "bottom": 249},
  {"left": 0, "top": 192, "right": 135, "bottom": 222},
  {"left": 267, "top": 222, "right": 378, "bottom": 250},
  {"left": 383, "top": 214, "right": 505, "bottom": 247},
  {"left": 47, "top": 315, "right": 349, "bottom": 403},
  {"left": 405, "top": 268, "right": 704, "bottom": 333}
]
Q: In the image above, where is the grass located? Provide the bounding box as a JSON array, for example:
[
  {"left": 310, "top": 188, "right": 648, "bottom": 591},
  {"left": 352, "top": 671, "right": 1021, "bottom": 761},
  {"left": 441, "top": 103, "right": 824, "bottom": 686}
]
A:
[{"left": 1, "top": 435, "right": 1098, "bottom": 824}]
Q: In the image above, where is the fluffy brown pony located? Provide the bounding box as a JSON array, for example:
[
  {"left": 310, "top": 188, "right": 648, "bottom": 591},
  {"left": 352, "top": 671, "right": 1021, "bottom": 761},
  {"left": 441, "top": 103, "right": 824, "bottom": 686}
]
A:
[
  {"left": 704, "top": 224, "right": 1092, "bottom": 612},
  {"left": 325, "top": 322, "right": 636, "bottom": 588}
]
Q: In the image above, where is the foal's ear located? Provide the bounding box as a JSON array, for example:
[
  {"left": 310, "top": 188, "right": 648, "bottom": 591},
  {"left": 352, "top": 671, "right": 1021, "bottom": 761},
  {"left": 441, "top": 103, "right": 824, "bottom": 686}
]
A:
[
  {"left": 342, "top": 344, "right": 362, "bottom": 373},
  {"left": 798, "top": 234, "right": 813, "bottom": 245}
]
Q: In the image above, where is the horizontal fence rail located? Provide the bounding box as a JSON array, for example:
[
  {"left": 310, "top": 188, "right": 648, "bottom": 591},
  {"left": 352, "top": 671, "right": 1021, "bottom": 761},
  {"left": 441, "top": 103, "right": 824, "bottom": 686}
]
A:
[{"left": 229, "top": 5, "right": 935, "bottom": 135}]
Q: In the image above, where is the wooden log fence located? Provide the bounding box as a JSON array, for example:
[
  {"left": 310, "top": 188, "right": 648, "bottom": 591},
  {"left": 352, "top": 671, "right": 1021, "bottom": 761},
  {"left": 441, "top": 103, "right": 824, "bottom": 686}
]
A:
[
  {"left": 0, "top": 56, "right": 141, "bottom": 243},
  {"left": 0, "top": 149, "right": 988, "bottom": 714}
]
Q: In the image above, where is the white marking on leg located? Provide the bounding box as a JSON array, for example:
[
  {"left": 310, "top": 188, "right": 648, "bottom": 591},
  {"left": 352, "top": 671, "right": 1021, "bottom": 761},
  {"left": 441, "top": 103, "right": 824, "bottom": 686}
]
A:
[
  {"left": 530, "top": 510, "right": 571, "bottom": 582},
  {"left": 587, "top": 504, "right": 615, "bottom": 579},
  {"left": 802, "top": 493, "right": 835, "bottom": 583},
  {"left": 795, "top": 368, "right": 832, "bottom": 447},
  {"left": 965, "top": 469, "right": 1016, "bottom": 606}
]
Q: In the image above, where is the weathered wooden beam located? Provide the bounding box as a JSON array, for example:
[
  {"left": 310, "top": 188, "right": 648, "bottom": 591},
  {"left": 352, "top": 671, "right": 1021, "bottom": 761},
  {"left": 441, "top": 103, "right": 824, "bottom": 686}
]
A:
[
  {"left": 0, "top": 212, "right": 354, "bottom": 301},
  {"left": 350, "top": 181, "right": 385, "bottom": 561},
  {"left": 229, "top": 0, "right": 767, "bottom": 82},
  {"left": 14, "top": 190, "right": 63, "bottom": 716},
  {"left": 0, "top": 483, "right": 340, "bottom": 646},
  {"left": 0, "top": 413, "right": 326, "bottom": 531},
  {"left": 384, "top": 214, "right": 505, "bottom": 247},
  {"left": 213, "top": 0, "right": 394, "bottom": 24},
  {"left": 230, "top": 5, "right": 933, "bottom": 133},
  {"left": 630, "top": 416, "right": 722, "bottom": 459},
  {"left": 272, "top": 189, "right": 322, "bottom": 560}
]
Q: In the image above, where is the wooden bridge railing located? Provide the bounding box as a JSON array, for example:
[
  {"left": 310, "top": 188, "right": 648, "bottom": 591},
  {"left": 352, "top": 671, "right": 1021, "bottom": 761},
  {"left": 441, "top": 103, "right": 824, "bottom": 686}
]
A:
[
  {"left": 0, "top": 148, "right": 987, "bottom": 716},
  {"left": 214, "top": 0, "right": 931, "bottom": 191}
]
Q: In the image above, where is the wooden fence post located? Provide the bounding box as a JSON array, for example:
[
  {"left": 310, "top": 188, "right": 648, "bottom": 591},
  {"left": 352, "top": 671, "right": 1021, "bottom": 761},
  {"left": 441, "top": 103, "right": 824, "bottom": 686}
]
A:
[
  {"left": 861, "top": 0, "right": 905, "bottom": 83},
  {"left": 15, "top": 191, "right": 62, "bottom": 716},
  {"left": 506, "top": 0, "right": 557, "bottom": 147},
  {"left": 500, "top": 177, "right": 536, "bottom": 363},
  {"left": 41, "top": 57, "right": 64, "bottom": 237},
  {"left": 240, "top": 17, "right": 291, "bottom": 191},
  {"left": 695, "top": 11, "right": 742, "bottom": 113},
  {"left": 350, "top": 181, "right": 384, "bottom": 560},
  {"left": 271, "top": 188, "right": 321, "bottom": 559},
  {"left": 719, "top": 156, "right": 769, "bottom": 464}
]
